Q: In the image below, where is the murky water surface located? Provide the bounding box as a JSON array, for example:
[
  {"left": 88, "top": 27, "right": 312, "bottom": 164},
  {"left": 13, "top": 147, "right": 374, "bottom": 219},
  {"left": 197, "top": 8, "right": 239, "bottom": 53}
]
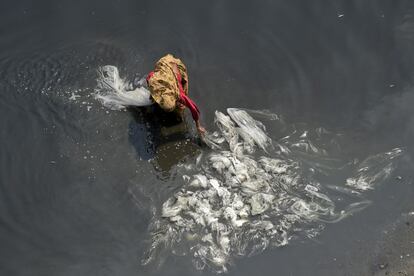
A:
[{"left": 1, "top": 1, "right": 414, "bottom": 275}]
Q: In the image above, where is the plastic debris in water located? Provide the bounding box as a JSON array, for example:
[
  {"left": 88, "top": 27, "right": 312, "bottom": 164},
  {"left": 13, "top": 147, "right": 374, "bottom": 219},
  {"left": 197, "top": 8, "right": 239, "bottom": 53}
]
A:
[
  {"left": 140, "top": 108, "right": 403, "bottom": 272},
  {"left": 345, "top": 148, "right": 403, "bottom": 190},
  {"left": 95, "top": 65, "right": 153, "bottom": 110}
]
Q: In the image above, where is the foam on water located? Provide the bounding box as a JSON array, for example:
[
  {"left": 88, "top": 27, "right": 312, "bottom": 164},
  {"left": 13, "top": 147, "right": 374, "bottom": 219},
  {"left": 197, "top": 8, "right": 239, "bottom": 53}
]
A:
[
  {"left": 95, "top": 65, "right": 153, "bottom": 110},
  {"left": 142, "top": 108, "right": 403, "bottom": 273}
]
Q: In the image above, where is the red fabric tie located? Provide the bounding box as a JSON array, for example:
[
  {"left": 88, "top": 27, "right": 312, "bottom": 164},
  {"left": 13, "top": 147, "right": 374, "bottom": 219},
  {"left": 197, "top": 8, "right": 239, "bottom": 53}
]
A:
[
  {"left": 173, "top": 69, "right": 200, "bottom": 121},
  {"left": 146, "top": 71, "right": 154, "bottom": 83}
]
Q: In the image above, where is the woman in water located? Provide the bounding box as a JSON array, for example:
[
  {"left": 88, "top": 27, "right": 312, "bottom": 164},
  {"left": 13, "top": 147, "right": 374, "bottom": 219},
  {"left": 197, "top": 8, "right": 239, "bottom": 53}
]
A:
[{"left": 146, "top": 54, "right": 206, "bottom": 136}]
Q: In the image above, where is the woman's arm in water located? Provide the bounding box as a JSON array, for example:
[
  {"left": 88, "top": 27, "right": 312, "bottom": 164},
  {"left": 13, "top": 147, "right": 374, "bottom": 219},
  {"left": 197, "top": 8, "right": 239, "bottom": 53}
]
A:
[{"left": 196, "top": 120, "right": 206, "bottom": 135}]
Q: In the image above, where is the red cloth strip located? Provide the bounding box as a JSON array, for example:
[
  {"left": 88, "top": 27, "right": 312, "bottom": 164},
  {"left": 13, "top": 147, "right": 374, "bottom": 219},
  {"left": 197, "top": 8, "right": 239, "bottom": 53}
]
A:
[
  {"left": 146, "top": 71, "right": 154, "bottom": 83},
  {"left": 173, "top": 69, "right": 200, "bottom": 121},
  {"left": 179, "top": 93, "right": 200, "bottom": 121}
]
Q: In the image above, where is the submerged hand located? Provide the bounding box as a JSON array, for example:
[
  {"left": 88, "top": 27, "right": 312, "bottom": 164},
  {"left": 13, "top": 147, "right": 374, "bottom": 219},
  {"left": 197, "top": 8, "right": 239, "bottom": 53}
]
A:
[
  {"left": 197, "top": 125, "right": 206, "bottom": 136},
  {"left": 195, "top": 120, "right": 206, "bottom": 136}
]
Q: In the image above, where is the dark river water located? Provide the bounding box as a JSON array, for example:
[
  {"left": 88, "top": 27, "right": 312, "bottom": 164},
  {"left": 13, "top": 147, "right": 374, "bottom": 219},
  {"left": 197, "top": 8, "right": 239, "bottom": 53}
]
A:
[{"left": 1, "top": 1, "right": 414, "bottom": 275}]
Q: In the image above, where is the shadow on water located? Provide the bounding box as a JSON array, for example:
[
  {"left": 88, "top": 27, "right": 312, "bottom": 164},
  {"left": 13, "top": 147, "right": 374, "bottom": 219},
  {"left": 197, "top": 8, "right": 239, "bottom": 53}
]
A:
[{"left": 128, "top": 105, "right": 201, "bottom": 178}]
